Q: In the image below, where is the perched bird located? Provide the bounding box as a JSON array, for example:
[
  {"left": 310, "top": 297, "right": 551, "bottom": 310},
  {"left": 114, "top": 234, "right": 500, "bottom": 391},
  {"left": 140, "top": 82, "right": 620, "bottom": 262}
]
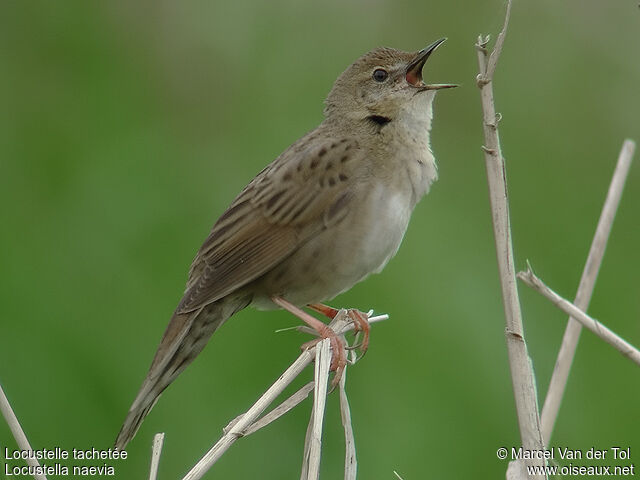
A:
[{"left": 115, "top": 38, "right": 455, "bottom": 449}]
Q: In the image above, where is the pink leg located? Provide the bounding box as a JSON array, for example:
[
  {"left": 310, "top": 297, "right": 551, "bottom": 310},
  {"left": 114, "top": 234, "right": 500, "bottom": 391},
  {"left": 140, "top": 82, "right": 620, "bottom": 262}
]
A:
[
  {"left": 309, "top": 303, "right": 370, "bottom": 355},
  {"left": 272, "top": 296, "right": 346, "bottom": 386},
  {"left": 308, "top": 303, "right": 340, "bottom": 319}
]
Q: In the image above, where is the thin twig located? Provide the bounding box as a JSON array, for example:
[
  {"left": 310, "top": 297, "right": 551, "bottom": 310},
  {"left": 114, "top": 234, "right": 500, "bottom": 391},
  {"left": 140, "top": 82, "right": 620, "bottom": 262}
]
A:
[
  {"left": 293, "top": 313, "right": 388, "bottom": 337},
  {"left": 0, "top": 383, "right": 48, "bottom": 480},
  {"left": 302, "top": 338, "right": 332, "bottom": 480},
  {"left": 300, "top": 403, "right": 315, "bottom": 480},
  {"left": 485, "top": 0, "right": 512, "bottom": 80},
  {"left": 242, "top": 382, "right": 314, "bottom": 436},
  {"left": 149, "top": 433, "right": 165, "bottom": 480},
  {"left": 339, "top": 367, "right": 357, "bottom": 480},
  {"left": 183, "top": 348, "right": 315, "bottom": 480},
  {"left": 475, "top": 1, "right": 546, "bottom": 477},
  {"left": 182, "top": 310, "right": 387, "bottom": 480},
  {"left": 518, "top": 266, "right": 640, "bottom": 366},
  {"left": 539, "top": 139, "right": 635, "bottom": 444}
]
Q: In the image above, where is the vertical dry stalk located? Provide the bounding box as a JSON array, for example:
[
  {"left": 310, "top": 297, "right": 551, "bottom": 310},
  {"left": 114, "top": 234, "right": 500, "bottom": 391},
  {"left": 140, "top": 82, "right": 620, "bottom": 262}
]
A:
[
  {"left": 539, "top": 140, "right": 635, "bottom": 443},
  {"left": 0, "top": 383, "right": 48, "bottom": 480},
  {"left": 339, "top": 368, "right": 357, "bottom": 480},
  {"left": 475, "top": 1, "right": 546, "bottom": 477},
  {"left": 149, "top": 432, "right": 165, "bottom": 480},
  {"left": 300, "top": 338, "right": 332, "bottom": 480}
]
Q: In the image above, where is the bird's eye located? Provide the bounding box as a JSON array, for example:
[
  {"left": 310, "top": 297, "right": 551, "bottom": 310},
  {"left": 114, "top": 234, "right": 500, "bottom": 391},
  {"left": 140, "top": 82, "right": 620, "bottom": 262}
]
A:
[{"left": 372, "top": 68, "right": 389, "bottom": 83}]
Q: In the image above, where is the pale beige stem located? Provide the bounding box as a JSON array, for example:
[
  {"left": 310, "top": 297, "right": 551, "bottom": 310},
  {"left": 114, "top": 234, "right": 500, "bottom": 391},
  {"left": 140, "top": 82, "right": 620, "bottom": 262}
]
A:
[
  {"left": 475, "top": 1, "right": 546, "bottom": 478},
  {"left": 300, "top": 338, "right": 331, "bottom": 480},
  {"left": 241, "top": 382, "right": 314, "bottom": 436},
  {"left": 540, "top": 139, "right": 635, "bottom": 444},
  {"left": 0, "top": 383, "right": 48, "bottom": 480},
  {"left": 518, "top": 267, "right": 640, "bottom": 367},
  {"left": 148, "top": 432, "right": 165, "bottom": 480},
  {"left": 181, "top": 311, "right": 387, "bottom": 480},
  {"left": 182, "top": 348, "right": 316, "bottom": 480},
  {"left": 339, "top": 367, "right": 357, "bottom": 480}
]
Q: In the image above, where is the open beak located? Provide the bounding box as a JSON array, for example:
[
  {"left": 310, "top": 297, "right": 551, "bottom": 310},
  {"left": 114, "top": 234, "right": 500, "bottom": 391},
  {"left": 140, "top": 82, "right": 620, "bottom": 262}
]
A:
[{"left": 406, "top": 38, "right": 457, "bottom": 90}]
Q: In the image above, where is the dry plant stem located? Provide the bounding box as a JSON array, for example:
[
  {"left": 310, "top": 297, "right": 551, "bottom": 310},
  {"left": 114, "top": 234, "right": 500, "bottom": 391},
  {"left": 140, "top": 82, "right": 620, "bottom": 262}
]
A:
[
  {"left": 182, "top": 310, "right": 386, "bottom": 480},
  {"left": 518, "top": 268, "right": 640, "bottom": 366},
  {"left": 476, "top": 0, "right": 546, "bottom": 476},
  {"left": 240, "top": 315, "right": 387, "bottom": 435},
  {"left": 242, "top": 382, "right": 314, "bottom": 436},
  {"left": 483, "top": 0, "right": 511, "bottom": 81},
  {"left": 507, "top": 459, "right": 528, "bottom": 480},
  {"left": 339, "top": 368, "right": 357, "bottom": 480},
  {"left": 148, "top": 433, "right": 165, "bottom": 480},
  {"left": 300, "top": 406, "right": 315, "bottom": 480},
  {"left": 295, "top": 312, "right": 387, "bottom": 337},
  {"left": 301, "top": 339, "right": 332, "bottom": 480},
  {"left": 242, "top": 317, "right": 386, "bottom": 437},
  {"left": 182, "top": 348, "right": 315, "bottom": 480},
  {"left": 0, "top": 383, "right": 48, "bottom": 480},
  {"left": 540, "top": 139, "right": 635, "bottom": 444}
]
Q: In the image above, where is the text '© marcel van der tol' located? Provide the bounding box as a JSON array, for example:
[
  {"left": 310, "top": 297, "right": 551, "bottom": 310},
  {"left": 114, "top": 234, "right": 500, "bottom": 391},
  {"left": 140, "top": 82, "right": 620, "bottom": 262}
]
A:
[{"left": 512, "top": 447, "right": 631, "bottom": 461}]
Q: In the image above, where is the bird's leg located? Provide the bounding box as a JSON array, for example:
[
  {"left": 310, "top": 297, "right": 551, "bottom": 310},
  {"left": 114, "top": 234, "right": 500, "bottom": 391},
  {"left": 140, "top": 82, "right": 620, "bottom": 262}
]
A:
[
  {"left": 272, "top": 296, "right": 346, "bottom": 386},
  {"left": 307, "top": 303, "right": 340, "bottom": 319},
  {"left": 308, "top": 303, "right": 370, "bottom": 355}
]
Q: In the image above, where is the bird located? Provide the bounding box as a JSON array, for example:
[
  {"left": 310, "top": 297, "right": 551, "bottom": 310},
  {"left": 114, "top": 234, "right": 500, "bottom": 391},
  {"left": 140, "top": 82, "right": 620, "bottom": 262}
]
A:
[{"left": 115, "top": 38, "right": 455, "bottom": 449}]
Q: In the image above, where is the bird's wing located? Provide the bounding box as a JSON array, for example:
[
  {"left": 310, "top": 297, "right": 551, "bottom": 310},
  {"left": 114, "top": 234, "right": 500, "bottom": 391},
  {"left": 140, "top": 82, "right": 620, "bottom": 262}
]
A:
[{"left": 176, "top": 135, "right": 363, "bottom": 313}]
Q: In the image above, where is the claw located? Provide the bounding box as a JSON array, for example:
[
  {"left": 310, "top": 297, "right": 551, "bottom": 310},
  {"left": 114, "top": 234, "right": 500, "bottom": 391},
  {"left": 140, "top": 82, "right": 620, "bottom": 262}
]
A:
[
  {"left": 346, "top": 309, "right": 370, "bottom": 355},
  {"left": 274, "top": 296, "right": 347, "bottom": 387},
  {"left": 309, "top": 303, "right": 371, "bottom": 356},
  {"left": 300, "top": 334, "right": 346, "bottom": 388}
]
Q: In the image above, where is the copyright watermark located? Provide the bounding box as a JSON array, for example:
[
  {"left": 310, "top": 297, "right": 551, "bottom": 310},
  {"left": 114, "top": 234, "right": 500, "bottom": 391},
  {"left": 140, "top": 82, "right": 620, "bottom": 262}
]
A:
[{"left": 496, "top": 446, "right": 635, "bottom": 477}]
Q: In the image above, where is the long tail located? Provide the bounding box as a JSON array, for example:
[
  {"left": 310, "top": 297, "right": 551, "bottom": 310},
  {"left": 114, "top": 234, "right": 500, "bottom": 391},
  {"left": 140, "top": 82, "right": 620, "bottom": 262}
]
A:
[{"left": 114, "top": 294, "right": 249, "bottom": 450}]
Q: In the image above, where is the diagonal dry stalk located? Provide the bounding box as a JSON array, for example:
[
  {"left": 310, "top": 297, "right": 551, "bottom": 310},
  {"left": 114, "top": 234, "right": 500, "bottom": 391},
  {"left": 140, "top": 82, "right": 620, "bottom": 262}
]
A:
[
  {"left": 475, "top": 1, "right": 546, "bottom": 477},
  {"left": 0, "top": 383, "right": 48, "bottom": 480},
  {"left": 538, "top": 139, "right": 635, "bottom": 443},
  {"left": 518, "top": 266, "right": 640, "bottom": 367},
  {"left": 180, "top": 310, "right": 388, "bottom": 480}
]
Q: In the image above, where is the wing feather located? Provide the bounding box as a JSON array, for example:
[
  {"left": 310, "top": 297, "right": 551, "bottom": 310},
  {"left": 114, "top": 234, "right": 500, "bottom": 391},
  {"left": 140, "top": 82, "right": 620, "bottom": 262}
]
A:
[{"left": 177, "top": 134, "right": 362, "bottom": 313}]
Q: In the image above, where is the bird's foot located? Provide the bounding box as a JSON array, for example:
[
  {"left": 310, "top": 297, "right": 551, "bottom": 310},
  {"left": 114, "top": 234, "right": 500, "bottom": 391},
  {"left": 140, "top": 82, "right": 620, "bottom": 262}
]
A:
[
  {"left": 271, "top": 296, "right": 346, "bottom": 388},
  {"left": 308, "top": 303, "right": 370, "bottom": 356},
  {"left": 299, "top": 335, "right": 346, "bottom": 388}
]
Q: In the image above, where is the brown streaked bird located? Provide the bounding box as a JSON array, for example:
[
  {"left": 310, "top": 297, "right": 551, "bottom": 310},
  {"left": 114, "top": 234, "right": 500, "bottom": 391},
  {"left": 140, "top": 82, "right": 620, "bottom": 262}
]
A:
[{"left": 115, "top": 38, "right": 455, "bottom": 449}]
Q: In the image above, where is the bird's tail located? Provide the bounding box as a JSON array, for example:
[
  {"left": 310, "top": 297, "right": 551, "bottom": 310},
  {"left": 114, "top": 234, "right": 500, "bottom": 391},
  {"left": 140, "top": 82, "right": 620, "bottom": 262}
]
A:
[{"left": 114, "top": 294, "right": 250, "bottom": 450}]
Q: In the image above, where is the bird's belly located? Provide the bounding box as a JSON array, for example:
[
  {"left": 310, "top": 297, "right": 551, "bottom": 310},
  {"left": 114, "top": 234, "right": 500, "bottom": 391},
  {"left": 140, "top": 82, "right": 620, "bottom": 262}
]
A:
[{"left": 252, "top": 185, "right": 413, "bottom": 309}]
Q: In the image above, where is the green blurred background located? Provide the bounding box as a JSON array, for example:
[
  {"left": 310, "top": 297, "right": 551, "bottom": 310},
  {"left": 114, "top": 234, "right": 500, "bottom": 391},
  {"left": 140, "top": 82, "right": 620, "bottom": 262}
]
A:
[{"left": 1, "top": 1, "right": 639, "bottom": 478}]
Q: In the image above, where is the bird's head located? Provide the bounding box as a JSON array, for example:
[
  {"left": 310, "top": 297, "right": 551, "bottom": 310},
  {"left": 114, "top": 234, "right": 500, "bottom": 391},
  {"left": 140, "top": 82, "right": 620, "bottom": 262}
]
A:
[{"left": 324, "top": 39, "right": 456, "bottom": 130}]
